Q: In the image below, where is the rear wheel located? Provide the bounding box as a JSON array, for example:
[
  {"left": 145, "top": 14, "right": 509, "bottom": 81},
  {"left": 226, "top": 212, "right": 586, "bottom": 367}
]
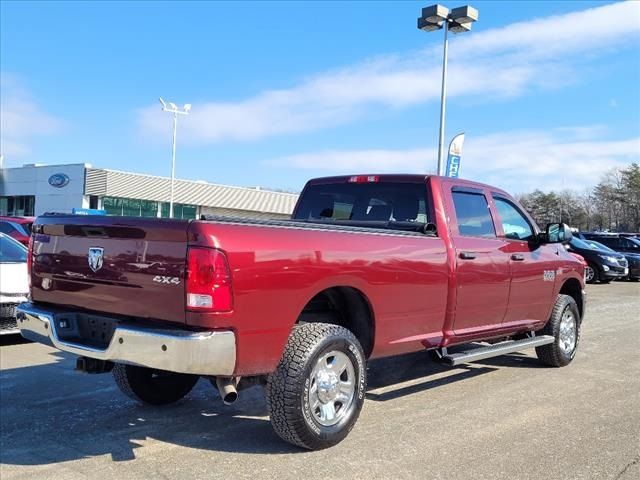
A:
[
  {"left": 585, "top": 262, "right": 598, "bottom": 284},
  {"left": 112, "top": 364, "right": 199, "bottom": 405},
  {"left": 266, "top": 323, "right": 367, "bottom": 450},
  {"left": 536, "top": 294, "right": 581, "bottom": 367}
]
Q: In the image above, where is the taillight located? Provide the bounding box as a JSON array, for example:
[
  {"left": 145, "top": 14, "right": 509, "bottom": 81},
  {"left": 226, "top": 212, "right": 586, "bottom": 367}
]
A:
[
  {"left": 186, "top": 247, "right": 233, "bottom": 312},
  {"left": 27, "top": 234, "right": 33, "bottom": 289}
]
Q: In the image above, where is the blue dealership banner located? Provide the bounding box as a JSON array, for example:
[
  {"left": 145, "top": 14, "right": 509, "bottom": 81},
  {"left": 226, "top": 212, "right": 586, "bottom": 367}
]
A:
[
  {"left": 72, "top": 208, "right": 106, "bottom": 216},
  {"left": 445, "top": 133, "right": 465, "bottom": 178}
]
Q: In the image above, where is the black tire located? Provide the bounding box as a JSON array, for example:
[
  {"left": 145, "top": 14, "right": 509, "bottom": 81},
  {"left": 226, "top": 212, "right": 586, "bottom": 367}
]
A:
[
  {"left": 585, "top": 262, "right": 599, "bottom": 284},
  {"left": 535, "top": 294, "right": 581, "bottom": 367},
  {"left": 112, "top": 363, "right": 199, "bottom": 405},
  {"left": 266, "top": 323, "right": 367, "bottom": 450}
]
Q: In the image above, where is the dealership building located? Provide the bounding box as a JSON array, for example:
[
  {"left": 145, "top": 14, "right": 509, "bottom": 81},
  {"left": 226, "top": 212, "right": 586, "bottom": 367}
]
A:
[{"left": 0, "top": 163, "right": 299, "bottom": 220}]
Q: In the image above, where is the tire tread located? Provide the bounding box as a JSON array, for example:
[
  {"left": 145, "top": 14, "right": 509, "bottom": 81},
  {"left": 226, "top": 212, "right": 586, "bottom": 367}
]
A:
[
  {"left": 266, "top": 323, "right": 365, "bottom": 450},
  {"left": 536, "top": 294, "right": 580, "bottom": 367}
]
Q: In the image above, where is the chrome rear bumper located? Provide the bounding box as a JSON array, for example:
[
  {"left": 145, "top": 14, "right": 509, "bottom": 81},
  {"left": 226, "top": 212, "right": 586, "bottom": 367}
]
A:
[{"left": 16, "top": 303, "right": 236, "bottom": 376}]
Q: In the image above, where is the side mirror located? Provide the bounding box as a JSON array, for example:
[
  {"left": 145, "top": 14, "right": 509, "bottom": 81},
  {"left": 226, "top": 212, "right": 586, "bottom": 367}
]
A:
[{"left": 541, "top": 223, "right": 573, "bottom": 244}]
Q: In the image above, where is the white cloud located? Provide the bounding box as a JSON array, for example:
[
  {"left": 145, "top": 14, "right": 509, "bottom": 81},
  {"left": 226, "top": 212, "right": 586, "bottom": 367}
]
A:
[
  {"left": 138, "top": 2, "right": 639, "bottom": 144},
  {"left": 264, "top": 127, "right": 640, "bottom": 193},
  {"left": 0, "top": 74, "right": 63, "bottom": 160}
]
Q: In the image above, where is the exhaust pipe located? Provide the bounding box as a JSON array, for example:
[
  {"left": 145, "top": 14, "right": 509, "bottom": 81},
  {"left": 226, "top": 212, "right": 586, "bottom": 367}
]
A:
[
  {"left": 75, "top": 357, "right": 114, "bottom": 374},
  {"left": 216, "top": 377, "right": 239, "bottom": 405}
]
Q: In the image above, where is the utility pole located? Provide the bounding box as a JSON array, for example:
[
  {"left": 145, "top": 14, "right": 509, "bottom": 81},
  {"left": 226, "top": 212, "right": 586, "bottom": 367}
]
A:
[{"left": 159, "top": 98, "right": 191, "bottom": 218}]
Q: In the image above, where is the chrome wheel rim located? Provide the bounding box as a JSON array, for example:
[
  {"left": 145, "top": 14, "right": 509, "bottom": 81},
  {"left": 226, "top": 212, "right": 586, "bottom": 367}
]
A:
[
  {"left": 585, "top": 266, "right": 595, "bottom": 282},
  {"left": 308, "top": 350, "right": 356, "bottom": 427},
  {"left": 559, "top": 310, "right": 577, "bottom": 354}
]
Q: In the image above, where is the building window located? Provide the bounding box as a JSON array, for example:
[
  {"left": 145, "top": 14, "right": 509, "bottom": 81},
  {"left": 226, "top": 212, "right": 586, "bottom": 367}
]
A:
[
  {"left": 102, "top": 197, "right": 124, "bottom": 216},
  {"left": 102, "top": 197, "right": 160, "bottom": 217},
  {"left": 0, "top": 196, "right": 35, "bottom": 216},
  {"left": 101, "top": 196, "right": 197, "bottom": 219},
  {"left": 160, "top": 202, "right": 197, "bottom": 219}
]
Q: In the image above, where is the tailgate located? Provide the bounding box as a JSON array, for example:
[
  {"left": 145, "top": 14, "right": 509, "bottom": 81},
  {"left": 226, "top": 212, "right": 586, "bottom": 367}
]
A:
[{"left": 31, "top": 215, "right": 190, "bottom": 325}]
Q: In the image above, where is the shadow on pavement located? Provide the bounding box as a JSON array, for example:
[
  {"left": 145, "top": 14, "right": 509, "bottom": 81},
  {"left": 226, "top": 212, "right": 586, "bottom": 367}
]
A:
[
  {"left": 0, "top": 347, "right": 546, "bottom": 465},
  {"left": 0, "top": 334, "right": 31, "bottom": 347}
]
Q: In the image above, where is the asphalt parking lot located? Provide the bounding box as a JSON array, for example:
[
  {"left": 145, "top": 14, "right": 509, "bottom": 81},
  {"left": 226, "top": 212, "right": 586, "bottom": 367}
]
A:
[{"left": 1, "top": 283, "right": 639, "bottom": 480}]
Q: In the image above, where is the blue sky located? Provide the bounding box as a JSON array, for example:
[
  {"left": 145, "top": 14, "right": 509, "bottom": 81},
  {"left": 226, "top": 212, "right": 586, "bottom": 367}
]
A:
[{"left": 1, "top": 1, "right": 639, "bottom": 193}]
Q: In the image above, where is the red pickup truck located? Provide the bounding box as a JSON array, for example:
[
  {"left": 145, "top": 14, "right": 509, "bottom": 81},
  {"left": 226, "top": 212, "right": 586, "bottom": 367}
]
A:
[{"left": 17, "top": 174, "right": 585, "bottom": 450}]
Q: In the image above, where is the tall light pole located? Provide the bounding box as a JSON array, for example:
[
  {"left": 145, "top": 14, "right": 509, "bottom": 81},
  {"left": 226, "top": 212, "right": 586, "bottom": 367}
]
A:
[
  {"left": 159, "top": 98, "right": 191, "bottom": 218},
  {"left": 418, "top": 5, "right": 478, "bottom": 176}
]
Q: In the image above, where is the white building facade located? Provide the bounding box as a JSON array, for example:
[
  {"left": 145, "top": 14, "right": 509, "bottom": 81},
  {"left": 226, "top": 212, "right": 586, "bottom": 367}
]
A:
[{"left": 0, "top": 163, "right": 299, "bottom": 220}]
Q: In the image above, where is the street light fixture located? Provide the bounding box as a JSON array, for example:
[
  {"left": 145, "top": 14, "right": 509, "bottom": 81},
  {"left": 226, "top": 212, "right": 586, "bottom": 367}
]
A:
[
  {"left": 417, "top": 4, "right": 478, "bottom": 176},
  {"left": 159, "top": 97, "right": 191, "bottom": 218}
]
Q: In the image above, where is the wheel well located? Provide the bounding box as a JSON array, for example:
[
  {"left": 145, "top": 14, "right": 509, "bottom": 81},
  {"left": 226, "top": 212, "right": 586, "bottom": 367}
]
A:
[
  {"left": 297, "top": 287, "right": 375, "bottom": 358},
  {"left": 560, "top": 278, "right": 584, "bottom": 319}
]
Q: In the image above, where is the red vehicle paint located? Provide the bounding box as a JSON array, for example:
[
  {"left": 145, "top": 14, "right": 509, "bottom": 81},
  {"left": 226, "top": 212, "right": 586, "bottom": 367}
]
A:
[{"left": 26, "top": 175, "right": 584, "bottom": 375}]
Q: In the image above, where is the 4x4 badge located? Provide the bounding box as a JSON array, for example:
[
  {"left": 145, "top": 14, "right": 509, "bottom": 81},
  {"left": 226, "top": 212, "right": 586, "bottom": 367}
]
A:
[{"left": 88, "top": 247, "right": 104, "bottom": 273}]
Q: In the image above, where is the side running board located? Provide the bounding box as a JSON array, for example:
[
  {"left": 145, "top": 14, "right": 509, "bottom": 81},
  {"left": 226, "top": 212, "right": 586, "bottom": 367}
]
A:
[{"left": 442, "top": 335, "right": 555, "bottom": 367}]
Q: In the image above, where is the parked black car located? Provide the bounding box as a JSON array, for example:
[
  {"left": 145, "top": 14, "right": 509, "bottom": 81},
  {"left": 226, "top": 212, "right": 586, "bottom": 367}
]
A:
[
  {"left": 567, "top": 237, "right": 628, "bottom": 284},
  {"left": 579, "top": 234, "right": 640, "bottom": 281}
]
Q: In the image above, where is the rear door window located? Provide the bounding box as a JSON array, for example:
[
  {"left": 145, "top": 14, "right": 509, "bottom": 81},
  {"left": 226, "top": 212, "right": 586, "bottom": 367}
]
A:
[
  {"left": 595, "top": 237, "right": 619, "bottom": 248},
  {"left": 452, "top": 191, "right": 496, "bottom": 238},
  {"left": 620, "top": 237, "right": 640, "bottom": 250}
]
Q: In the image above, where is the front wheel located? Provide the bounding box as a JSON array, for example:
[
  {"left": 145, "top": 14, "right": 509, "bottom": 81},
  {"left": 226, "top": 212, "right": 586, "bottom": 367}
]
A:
[
  {"left": 585, "top": 262, "right": 599, "bottom": 284},
  {"left": 113, "top": 364, "right": 199, "bottom": 405},
  {"left": 536, "top": 294, "right": 581, "bottom": 367},
  {"left": 266, "top": 323, "right": 367, "bottom": 450}
]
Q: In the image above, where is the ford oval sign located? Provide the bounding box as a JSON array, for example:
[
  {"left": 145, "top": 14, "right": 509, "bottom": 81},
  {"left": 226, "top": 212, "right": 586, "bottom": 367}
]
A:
[{"left": 48, "top": 173, "right": 70, "bottom": 188}]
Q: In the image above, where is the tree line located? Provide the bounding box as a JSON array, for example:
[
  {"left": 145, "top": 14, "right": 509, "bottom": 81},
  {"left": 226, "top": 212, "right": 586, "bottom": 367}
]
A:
[{"left": 516, "top": 163, "right": 640, "bottom": 233}]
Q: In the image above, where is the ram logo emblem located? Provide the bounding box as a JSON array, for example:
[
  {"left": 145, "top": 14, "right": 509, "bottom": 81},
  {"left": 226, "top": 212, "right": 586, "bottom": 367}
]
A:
[{"left": 88, "top": 247, "right": 104, "bottom": 273}]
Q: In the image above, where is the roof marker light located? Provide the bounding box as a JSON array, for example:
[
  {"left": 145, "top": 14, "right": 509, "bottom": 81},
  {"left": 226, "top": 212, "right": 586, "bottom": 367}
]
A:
[{"left": 348, "top": 175, "right": 380, "bottom": 183}]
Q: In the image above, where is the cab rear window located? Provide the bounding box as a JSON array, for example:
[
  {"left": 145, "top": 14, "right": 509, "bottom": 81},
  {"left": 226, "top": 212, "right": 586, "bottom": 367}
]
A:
[{"left": 294, "top": 182, "right": 429, "bottom": 225}]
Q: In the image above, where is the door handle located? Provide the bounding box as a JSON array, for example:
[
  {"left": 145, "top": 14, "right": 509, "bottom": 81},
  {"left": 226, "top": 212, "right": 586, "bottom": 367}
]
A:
[
  {"left": 459, "top": 251, "right": 477, "bottom": 260},
  {"left": 511, "top": 254, "right": 525, "bottom": 261}
]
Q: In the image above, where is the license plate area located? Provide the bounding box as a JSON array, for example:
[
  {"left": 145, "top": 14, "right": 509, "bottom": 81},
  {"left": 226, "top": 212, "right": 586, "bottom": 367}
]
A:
[{"left": 54, "top": 313, "right": 118, "bottom": 349}]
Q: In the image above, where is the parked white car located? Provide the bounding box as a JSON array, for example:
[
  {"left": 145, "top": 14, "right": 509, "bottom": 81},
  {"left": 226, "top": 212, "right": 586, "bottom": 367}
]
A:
[{"left": 0, "top": 233, "right": 29, "bottom": 335}]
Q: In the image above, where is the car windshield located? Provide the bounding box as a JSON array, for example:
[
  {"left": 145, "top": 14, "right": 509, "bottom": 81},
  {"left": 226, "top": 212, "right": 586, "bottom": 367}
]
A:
[
  {"left": 571, "top": 238, "right": 598, "bottom": 250},
  {"left": 586, "top": 240, "right": 615, "bottom": 253},
  {"left": 0, "top": 234, "right": 28, "bottom": 262}
]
